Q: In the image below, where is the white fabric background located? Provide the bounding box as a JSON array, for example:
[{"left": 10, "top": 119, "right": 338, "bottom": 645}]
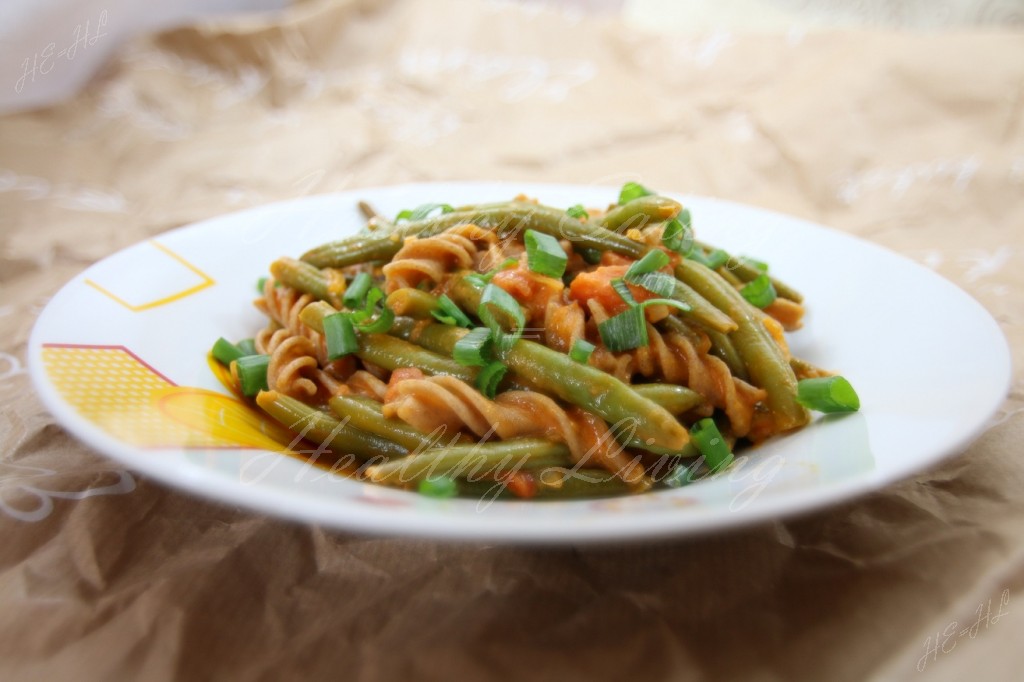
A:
[{"left": 0, "top": 0, "right": 287, "bottom": 113}]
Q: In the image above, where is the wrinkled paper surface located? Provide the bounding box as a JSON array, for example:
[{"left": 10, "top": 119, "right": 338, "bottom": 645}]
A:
[{"left": 1, "top": 1, "right": 1023, "bottom": 679}]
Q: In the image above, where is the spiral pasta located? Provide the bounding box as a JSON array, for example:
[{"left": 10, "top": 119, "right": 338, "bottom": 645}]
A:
[
  {"left": 254, "top": 281, "right": 354, "bottom": 401},
  {"left": 383, "top": 223, "right": 507, "bottom": 294},
  {"left": 383, "top": 374, "right": 647, "bottom": 486},
  {"left": 543, "top": 298, "right": 585, "bottom": 353}
]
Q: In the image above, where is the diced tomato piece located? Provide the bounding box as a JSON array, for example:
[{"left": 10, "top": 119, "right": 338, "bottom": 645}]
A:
[
  {"left": 568, "top": 265, "right": 659, "bottom": 316},
  {"left": 600, "top": 251, "right": 633, "bottom": 266}
]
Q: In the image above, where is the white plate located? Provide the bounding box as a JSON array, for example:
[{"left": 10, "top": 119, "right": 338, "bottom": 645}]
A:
[{"left": 28, "top": 182, "right": 1011, "bottom": 543}]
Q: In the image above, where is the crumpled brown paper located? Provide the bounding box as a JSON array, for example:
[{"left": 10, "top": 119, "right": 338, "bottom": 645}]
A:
[{"left": 1, "top": 1, "right": 1022, "bottom": 679}]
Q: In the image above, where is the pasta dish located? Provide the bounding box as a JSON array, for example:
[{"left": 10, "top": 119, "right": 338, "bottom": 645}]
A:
[{"left": 210, "top": 184, "right": 859, "bottom": 500}]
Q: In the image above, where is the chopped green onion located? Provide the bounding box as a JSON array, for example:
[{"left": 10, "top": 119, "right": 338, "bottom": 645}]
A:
[
  {"left": 463, "top": 274, "right": 486, "bottom": 288},
  {"left": 453, "top": 327, "right": 493, "bottom": 367},
  {"left": 598, "top": 306, "right": 646, "bottom": 352},
  {"left": 740, "top": 274, "right": 777, "bottom": 309},
  {"left": 687, "top": 248, "right": 729, "bottom": 270},
  {"left": 395, "top": 203, "right": 454, "bottom": 223},
  {"left": 346, "top": 287, "right": 393, "bottom": 332},
  {"left": 361, "top": 287, "right": 385, "bottom": 318},
  {"left": 797, "top": 376, "right": 860, "bottom": 413},
  {"left": 358, "top": 304, "right": 394, "bottom": 333},
  {"left": 432, "top": 294, "right": 473, "bottom": 328},
  {"left": 476, "top": 361, "right": 507, "bottom": 398},
  {"left": 578, "top": 247, "right": 602, "bottom": 264},
  {"left": 618, "top": 181, "right": 653, "bottom": 205},
  {"left": 256, "top": 276, "right": 267, "bottom": 293},
  {"left": 479, "top": 283, "right": 525, "bottom": 351},
  {"left": 597, "top": 298, "right": 691, "bottom": 352},
  {"left": 678, "top": 207, "right": 692, "bottom": 230},
  {"left": 689, "top": 418, "right": 734, "bottom": 472},
  {"left": 569, "top": 339, "right": 595, "bottom": 364},
  {"left": 349, "top": 287, "right": 394, "bottom": 333},
  {"left": 342, "top": 272, "right": 373, "bottom": 310},
  {"left": 661, "top": 217, "right": 693, "bottom": 253},
  {"left": 480, "top": 284, "right": 524, "bottom": 329},
  {"left": 625, "top": 250, "right": 670, "bottom": 278},
  {"left": 236, "top": 355, "right": 270, "bottom": 397},
  {"left": 212, "top": 338, "right": 244, "bottom": 366},
  {"left": 610, "top": 278, "right": 638, "bottom": 307},
  {"left": 524, "top": 229, "right": 567, "bottom": 279},
  {"left": 566, "top": 204, "right": 589, "bottom": 220},
  {"left": 642, "top": 298, "right": 690, "bottom": 313},
  {"left": 646, "top": 298, "right": 690, "bottom": 314},
  {"left": 626, "top": 272, "right": 676, "bottom": 297},
  {"left": 624, "top": 250, "right": 674, "bottom": 297},
  {"left": 418, "top": 475, "right": 458, "bottom": 499},
  {"left": 323, "top": 313, "right": 359, "bottom": 360},
  {"left": 236, "top": 338, "right": 257, "bottom": 357}
]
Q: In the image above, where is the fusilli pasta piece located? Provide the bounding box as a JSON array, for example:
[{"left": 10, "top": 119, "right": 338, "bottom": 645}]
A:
[
  {"left": 383, "top": 224, "right": 504, "bottom": 293},
  {"left": 383, "top": 375, "right": 647, "bottom": 485},
  {"left": 253, "top": 281, "right": 354, "bottom": 400}
]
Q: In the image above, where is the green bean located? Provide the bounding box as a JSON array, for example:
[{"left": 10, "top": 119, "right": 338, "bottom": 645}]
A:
[
  {"left": 303, "top": 201, "right": 658, "bottom": 267},
  {"left": 631, "top": 384, "right": 704, "bottom": 415},
  {"left": 357, "top": 200, "right": 383, "bottom": 222},
  {"left": 675, "top": 259, "right": 808, "bottom": 431},
  {"left": 361, "top": 333, "right": 478, "bottom": 381},
  {"left": 715, "top": 265, "right": 744, "bottom": 288},
  {"left": 598, "top": 195, "right": 681, "bottom": 233},
  {"left": 669, "top": 279, "right": 737, "bottom": 333},
  {"left": 388, "top": 316, "right": 417, "bottom": 338},
  {"left": 705, "top": 327, "right": 749, "bottom": 381},
  {"left": 523, "top": 203, "right": 648, "bottom": 255},
  {"left": 297, "top": 300, "right": 335, "bottom": 327},
  {"left": 302, "top": 203, "right": 592, "bottom": 268},
  {"left": 329, "top": 395, "right": 471, "bottom": 451},
  {"left": 408, "top": 320, "right": 690, "bottom": 451},
  {"left": 301, "top": 301, "right": 477, "bottom": 382},
  {"left": 301, "top": 232, "right": 413, "bottom": 269},
  {"left": 269, "top": 257, "right": 343, "bottom": 307},
  {"left": 386, "top": 288, "right": 441, "bottom": 319},
  {"left": 255, "top": 391, "right": 407, "bottom": 461},
  {"left": 694, "top": 241, "right": 803, "bottom": 303},
  {"left": 365, "top": 438, "right": 573, "bottom": 483}
]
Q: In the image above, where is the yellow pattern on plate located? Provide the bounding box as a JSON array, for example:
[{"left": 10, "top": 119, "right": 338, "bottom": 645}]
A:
[{"left": 42, "top": 345, "right": 294, "bottom": 451}]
